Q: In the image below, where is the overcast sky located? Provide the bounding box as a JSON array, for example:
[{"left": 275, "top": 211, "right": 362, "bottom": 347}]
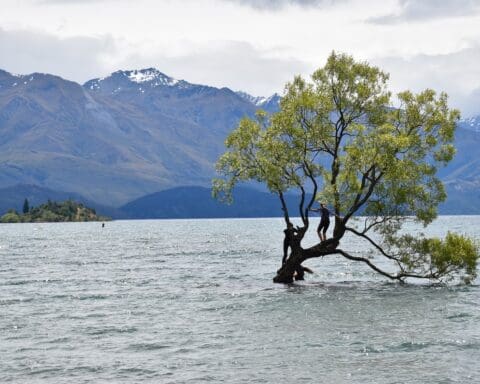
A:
[{"left": 1, "top": 0, "right": 480, "bottom": 116}]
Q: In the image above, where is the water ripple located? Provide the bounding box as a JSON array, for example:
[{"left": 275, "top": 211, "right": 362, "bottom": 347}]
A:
[{"left": 0, "top": 217, "right": 479, "bottom": 383}]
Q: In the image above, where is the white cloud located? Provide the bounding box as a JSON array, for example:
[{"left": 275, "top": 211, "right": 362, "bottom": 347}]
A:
[
  {"left": 0, "top": 0, "right": 480, "bottom": 114},
  {"left": 38, "top": 0, "right": 108, "bottom": 3},
  {"left": 223, "top": 0, "right": 342, "bottom": 10},
  {"left": 0, "top": 28, "right": 117, "bottom": 81},
  {"left": 373, "top": 47, "right": 480, "bottom": 117},
  {"left": 0, "top": 27, "right": 308, "bottom": 96},
  {"left": 370, "top": 0, "right": 480, "bottom": 24}
]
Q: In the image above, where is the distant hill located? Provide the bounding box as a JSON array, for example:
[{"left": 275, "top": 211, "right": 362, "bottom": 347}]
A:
[
  {"left": 120, "top": 185, "right": 310, "bottom": 219},
  {"left": 1, "top": 183, "right": 477, "bottom": 219},
  {"left": 440, "top": 186, "right": 480, "bottom": 215},
  {"left": 120, "top": 184, "right": 480, "bottom": 219}
]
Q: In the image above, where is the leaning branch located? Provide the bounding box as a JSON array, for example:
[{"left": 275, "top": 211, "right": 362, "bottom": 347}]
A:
[
  {"left": 334, "top": 249, "right": 402, "bottom": 281},
  {"left": 335, "top": 248, "right": 445, "bottom": 282},
  {"left": 345, "top": 226, "right": 400, "bottom": 263}
]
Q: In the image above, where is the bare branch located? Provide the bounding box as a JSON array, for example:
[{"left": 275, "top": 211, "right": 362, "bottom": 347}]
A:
[
  {"left": 343, "top": 169, "right": 384, "bottom": 222},
  {"left": 345, "top": 226, "right": 400, "bottom": 262},
  {"left": 298, "top": 185, "right": 307, "bottom": 225},
  {"left": 278, "top": 191, "right": 290, "bottom": 225},
  {"left": 334, "top": 249, "right": 403, "bottom": 281},
  {"left": 302, "top": 161, "right": 318, "bottom": 222}
]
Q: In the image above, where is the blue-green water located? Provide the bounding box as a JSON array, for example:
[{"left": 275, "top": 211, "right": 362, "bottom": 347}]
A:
[{"left": 1, "top": 217, "right": 479, "bottom": 383}]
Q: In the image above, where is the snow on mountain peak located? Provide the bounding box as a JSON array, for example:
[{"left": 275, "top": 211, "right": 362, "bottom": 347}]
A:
[
  {"left": 126, "top": 68, "right": 179, "bottom": 86},
  {"left": 263, "top": 93, "right": 281, "bottom": 105},
  {"left": 236, "top": 91, "right": 266, "bottom": 106},
  {"left": 236, "top": 91, "right": 281, "bottom": 106},
  {"left": 461, "top": 115, "right": 480, "bottom": 126},
  {"left": 459, "top": 115, "right": 480, "bottom": 133},
  {"left": 84, "top": 68, "right": 185, "bottom": 92}
]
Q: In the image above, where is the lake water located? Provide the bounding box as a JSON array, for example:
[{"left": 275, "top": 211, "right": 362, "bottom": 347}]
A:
[{"left": 1, "top": 217, "right": 480, "bottom": 383}]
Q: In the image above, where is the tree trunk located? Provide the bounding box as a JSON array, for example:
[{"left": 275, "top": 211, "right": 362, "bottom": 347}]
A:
[
  {"left": 273, "top": 218, "right": 345, "bottom": 284},
  {"left": 273, "top": 239, "right": 340, "bottom": 283}
]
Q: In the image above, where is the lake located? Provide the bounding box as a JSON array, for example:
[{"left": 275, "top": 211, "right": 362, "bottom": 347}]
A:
[{"left": 1, "top": 217, "right": 479, "bottom": 383}]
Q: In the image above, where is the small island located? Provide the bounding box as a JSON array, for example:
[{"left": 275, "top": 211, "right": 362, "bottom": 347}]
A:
[{"left": 0, "top": 199, "right": 110, "bottom": 223}]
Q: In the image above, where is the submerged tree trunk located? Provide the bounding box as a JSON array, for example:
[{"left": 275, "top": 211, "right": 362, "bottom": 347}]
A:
[{"left": 274, "top": 217, "right": 345, "bottom": 284}]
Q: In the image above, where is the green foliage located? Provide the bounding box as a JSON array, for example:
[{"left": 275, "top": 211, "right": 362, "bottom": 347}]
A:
[
  {"left": 1, "top": 210, "right": 21, "bottom": 223},
  {"left": 0, "top": 200, "right": 109, "bottom": 223},
  {"left": 213, "top": 51, "right": 479, "bottom": 283},
  {"left": 386, "top": 232, "right": 479, "bottom": 284}
]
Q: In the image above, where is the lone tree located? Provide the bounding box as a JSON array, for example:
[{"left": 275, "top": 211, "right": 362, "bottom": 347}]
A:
[{"left": 213, "top": 52, "right": 479, "bottom": 284}]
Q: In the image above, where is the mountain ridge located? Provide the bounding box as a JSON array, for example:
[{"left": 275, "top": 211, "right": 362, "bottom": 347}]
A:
[
  {"left": 0, "top": 67, "right": 479, "bottom": 213},
  {"left": 0, "top": 67, "right": 279, "bottom": 205}
]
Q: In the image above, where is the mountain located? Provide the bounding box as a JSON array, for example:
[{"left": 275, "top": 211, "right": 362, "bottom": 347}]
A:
[
  {"left": 0, "top": 66, "right": 479, "bottom": 214},
  {"left": 119, "top": 184, "right": 480, "bottom": 219},
  {"left": 437, "top": 122, "right": 480, "bottom": 211},
  {"left": 235, "top": 91, "right": 281, "bottom": 113},
  {"left": 459, "top": 115, "right": 480, "bottom": 132},
  {"left": 440, "top": 186, "right": 480, "bottom": 215},
  {"left": 120, "top": 185, "right": 306, "bottom": 219},
  {"left": 0, "top": 68, "right": 278, "bottom": 205}
]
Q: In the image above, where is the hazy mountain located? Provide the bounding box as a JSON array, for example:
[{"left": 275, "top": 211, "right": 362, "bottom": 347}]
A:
[
  {"left": 118, "top": 184, "right": 480, "bottom": 219},
  {"left": 120, "top": 185, "right": 306, "bottom": 219},
  {"left": 2, "top": 182, "right": 475, "bottom": 221}
]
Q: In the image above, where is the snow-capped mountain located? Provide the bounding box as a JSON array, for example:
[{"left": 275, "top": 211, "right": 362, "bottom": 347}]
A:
[
  {"left": 459, "top": 115, "right": 480, "bottom": 132},
  {"left": 0, "top": 69, "right": 70, "bottom": 90},
  {"left": 0, "top": 67, "right": 278, "bottom": 205},
  {"left": 84, "top": 68, "right": 195, "bottom": 94},
  {"left": 236, "top": 91, "right": 268, "bottom": 106},
  {"left": 236, "top": 91, "right": 281, "bottom": 113}
]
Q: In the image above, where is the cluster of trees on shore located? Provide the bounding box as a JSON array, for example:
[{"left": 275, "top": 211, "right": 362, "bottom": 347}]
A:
[{"left": 0, "top": 199, "right": 109, "bottom": 223}]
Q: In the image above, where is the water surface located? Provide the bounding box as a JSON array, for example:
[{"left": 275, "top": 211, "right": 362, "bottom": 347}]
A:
[{"left": 1, "top": 217, "right": 479, "bottom": 383}]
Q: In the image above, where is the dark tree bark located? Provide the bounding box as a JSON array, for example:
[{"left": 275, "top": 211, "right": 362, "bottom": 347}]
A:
[{"left": 274, "top": 218, "right": 345, "bottom": 283}]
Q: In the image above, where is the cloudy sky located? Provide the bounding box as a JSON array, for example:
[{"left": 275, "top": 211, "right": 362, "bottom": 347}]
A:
[{"left": 1, "top": 0, "right": 480, "bottom": 115}]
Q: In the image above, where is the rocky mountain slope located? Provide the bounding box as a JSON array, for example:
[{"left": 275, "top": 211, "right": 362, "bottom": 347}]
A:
[{"left": 0, "top": 68, "right": 277, "bottom": 205}]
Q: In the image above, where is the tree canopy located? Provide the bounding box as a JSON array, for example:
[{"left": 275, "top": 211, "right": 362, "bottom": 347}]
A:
[{"left": 213, "top": 52, "right": 479, "bottom": 284}]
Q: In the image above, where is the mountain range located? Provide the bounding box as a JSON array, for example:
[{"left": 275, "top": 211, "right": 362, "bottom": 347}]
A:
[
  {"left": 0, "top": 67, "right": 478, "bottom": 217},
  {"left": 0, "top": 68, "right": 280, "bottom": 206}
]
